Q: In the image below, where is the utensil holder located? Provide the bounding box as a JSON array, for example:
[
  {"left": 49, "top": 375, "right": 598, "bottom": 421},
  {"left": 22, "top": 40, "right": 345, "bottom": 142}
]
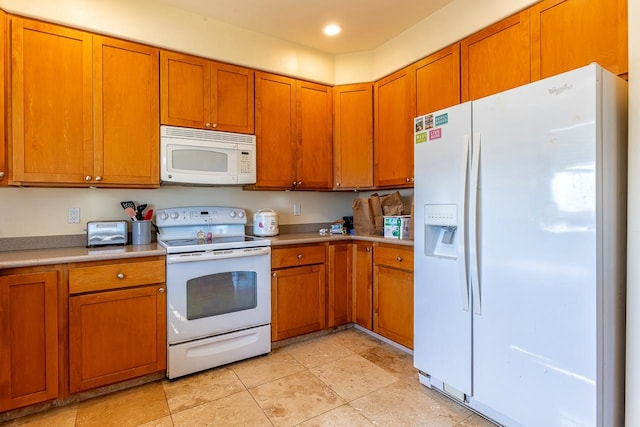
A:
[{"left": 131, "top": 220, "right": 151, "bottom": 245}]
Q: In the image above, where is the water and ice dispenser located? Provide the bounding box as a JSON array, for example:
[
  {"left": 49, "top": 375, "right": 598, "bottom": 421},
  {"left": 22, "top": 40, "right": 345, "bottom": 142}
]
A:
[{"left": 423, "top": 204, "right": 458, "bottom": 259}]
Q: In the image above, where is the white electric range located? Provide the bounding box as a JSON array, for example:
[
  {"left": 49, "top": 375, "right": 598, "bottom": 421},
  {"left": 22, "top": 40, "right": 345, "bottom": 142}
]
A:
[{"left": 156, "top": 206, "right": 271, "bottom": 379}]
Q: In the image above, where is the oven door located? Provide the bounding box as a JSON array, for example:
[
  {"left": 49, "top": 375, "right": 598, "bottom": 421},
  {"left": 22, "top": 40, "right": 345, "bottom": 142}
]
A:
[{"left": 166, "top": 246, "right": 270, "bottom": 344}]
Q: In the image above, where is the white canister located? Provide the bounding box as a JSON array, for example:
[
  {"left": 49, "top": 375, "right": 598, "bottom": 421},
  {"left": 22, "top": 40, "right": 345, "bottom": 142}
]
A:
[{"left": 253, "top": 209, "right": 279, "bottom": 236}]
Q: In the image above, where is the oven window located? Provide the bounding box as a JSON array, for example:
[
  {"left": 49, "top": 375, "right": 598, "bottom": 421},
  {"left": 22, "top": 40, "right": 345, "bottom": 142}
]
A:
[
  {"left": 186, "top": 271, "right": 257, "bottom": 320},
  {"left": 172, "top": 149, "right": 229, "bottom": 173}
]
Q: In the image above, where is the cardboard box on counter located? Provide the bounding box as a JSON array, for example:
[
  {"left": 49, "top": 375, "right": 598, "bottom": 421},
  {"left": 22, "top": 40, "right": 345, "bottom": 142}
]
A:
[{"left": 383, "top": 215, "right": 411, "bottom": 240}]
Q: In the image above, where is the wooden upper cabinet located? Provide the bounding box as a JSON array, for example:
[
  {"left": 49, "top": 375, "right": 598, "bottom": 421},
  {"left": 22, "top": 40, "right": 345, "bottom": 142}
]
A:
[
  {"left": 0, "top": 270, "right": 59, "bottom": 412},
  {"left": 160, "top": 51, "right": 254, "bottom": 134},
  {"left": 296, "top": 80, "right": 332, "bottom": 189},
  {"left": 11, "top": 17, "right": 93, "bottom": 185},
  {"left": 255, "top": 72, "right": 332, "bottom": 190},
  {"left": 10, "top": 17, "right": 159, "bottom": 187},
  {"left": 0, "top": 10, "right": 6, "bottom": 186},
  {"left": 414, "top": 43, "right": 461, "bottom": 116},
  {"left": 374, "top": 68, "right": 414, "bottom": 188},
  {"left": 530, "top": 0, "right": 628, "bottom": 80},
  {"left": 255, "top": 72, "right": 297, "bottom": 188},
  {"left": 93, "top": 36, "right": 159, "bottom": 186},
  {"left": 333, "top": 83, "right": 373, "bottom": 190},
  {"left": 461, "top": 10, "right": 531, "bottom": 101}
]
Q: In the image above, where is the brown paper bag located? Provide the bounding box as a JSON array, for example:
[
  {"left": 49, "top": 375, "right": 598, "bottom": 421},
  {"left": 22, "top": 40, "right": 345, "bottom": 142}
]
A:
[
  {"left": 369, "top": 193, "right": 384, "bottom": 235},
  {"left": 352, "top": 198, "right": 378, "bottom": 235},
  {"left": 380, "top": 190, "right": 404, "bottom": 216}
]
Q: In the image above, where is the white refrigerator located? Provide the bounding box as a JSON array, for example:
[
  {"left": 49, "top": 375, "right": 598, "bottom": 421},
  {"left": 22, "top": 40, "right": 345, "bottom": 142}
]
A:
[{"left": 413, "top": 64, "right": 627, "bottom": 426}]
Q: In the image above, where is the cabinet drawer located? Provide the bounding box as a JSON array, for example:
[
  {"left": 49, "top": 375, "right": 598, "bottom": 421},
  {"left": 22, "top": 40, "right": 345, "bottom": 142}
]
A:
[
  {"left": 272, "top": 245, "right": 326, "bottom": 269},
  {"left": 374, "top": 245, "right": 413, "bottom": 271},
  {"left": 69, "top": 259, "right": 165, "bottom": 294}
]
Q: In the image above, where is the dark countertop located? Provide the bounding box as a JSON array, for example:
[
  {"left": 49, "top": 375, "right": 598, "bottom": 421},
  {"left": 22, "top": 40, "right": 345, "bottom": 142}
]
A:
[
  {"left": 0, "top": 244, "right": 165, "bottom": 269},
  {"left": 267, "top": 232, "right": 413, "bottom": 247},
  {"left": 0, "top": 233, "right": 413, "bottom": 269}
]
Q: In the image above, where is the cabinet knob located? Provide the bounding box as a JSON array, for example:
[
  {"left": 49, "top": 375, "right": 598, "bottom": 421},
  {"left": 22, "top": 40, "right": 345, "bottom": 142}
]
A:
[
  {"left": 0, "top": 171, "right": 4, "bottom": 178},
  {"left": 272, "top": 272, "right": 277, "bottom": 278},
  {"left": 336, "top": 182, "right": 340, "bottom": 187},
  {"left": 116, "top": 273, "right": 125, "bottom": 279},
  {"left": 85, "top": 175, "right": 92, "bottom": 181},
  {"left": 292, "top": 181, "right": 297, "bottom": 187},
  {"left": 298, "top": 181, "right": 302, "bottom": 186},
  {"left": 205, "top": 123, "right": 211, "bottom": 127},
  {"left": 405, "top": 177, "right": 411, "bottom": 182},
  {"left": 297, "top": 254, "right": 303, "bottom": 259},
  {"left": 366, "top": 247, "right": 371, "bottom": 252},
  {"left": 212, "top": 123, "right": 218, "bottom": 128},
  {"left": 95, "top": 176, "right": 102, "bottom": 181},
  {"left": 396, "top": 256, "right": 403, "bottom": 262},
  {"left": 158, "top": 287, "right": 165, "bottom": 294}
]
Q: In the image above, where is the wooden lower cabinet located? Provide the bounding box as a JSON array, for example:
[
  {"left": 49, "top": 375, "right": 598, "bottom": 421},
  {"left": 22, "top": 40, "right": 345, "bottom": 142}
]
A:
[
  {"left": 352, "top": 242, "right": 373, "bottom": 329},
  {"left": 68, "top": 284, "right": 166, "bottom": 393},
  {"left": 271, "top": 264, "right": 326, "bottom": 341},
  {"left": 271, "top": 244, "right": 326, "bottom": 341},
  {"left": 373, "top": 245, "right": 414, "bottom": 349},
  {"left": 67, "top": 257, "right": 166, "bottom": 393},
  {"left": 327, "top": 243, "right": 352, "bottom": 327},
  {"left": 0, "top": 270, "right": 59, "bottom": 412}
]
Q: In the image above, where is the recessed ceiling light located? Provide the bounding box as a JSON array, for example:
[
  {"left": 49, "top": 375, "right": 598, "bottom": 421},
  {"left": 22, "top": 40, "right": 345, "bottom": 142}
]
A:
[{"left": 323, "top": 24, "right": 342, "bottom": 36}]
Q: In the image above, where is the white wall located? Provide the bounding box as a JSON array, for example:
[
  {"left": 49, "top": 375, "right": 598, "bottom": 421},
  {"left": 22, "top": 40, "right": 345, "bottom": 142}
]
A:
[
  {"left": 626, "top": 0, "right": 639, "bottom": 423},
  {"left": 0, "top": 0, "right": 335, "bottom": 83},
  {"left": 0, "top": 0, "right": 538, "bottom": 239},
  {"left": 0, "top": 186, "right": 360, "bottom": 238}
]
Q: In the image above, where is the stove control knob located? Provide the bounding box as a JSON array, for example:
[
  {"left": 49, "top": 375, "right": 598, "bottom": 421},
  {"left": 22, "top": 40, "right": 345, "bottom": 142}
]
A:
[
  {"left": 170, "top": 211, "right": 180, "bottom": 219},
  {"left": 159, "top": 212, "right": 169, "bottom": 221},
  {"left": 229, "top": 210, "right": 237, "bottom": 218}
]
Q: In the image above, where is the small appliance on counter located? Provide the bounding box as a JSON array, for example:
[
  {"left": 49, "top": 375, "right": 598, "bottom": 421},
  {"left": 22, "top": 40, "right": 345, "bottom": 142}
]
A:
[
  {"left": 253, "top": 209, "right": 279, "bottom": 236},
  {"left": 86, "top": 221, "right": 128, "bottom": 247}
]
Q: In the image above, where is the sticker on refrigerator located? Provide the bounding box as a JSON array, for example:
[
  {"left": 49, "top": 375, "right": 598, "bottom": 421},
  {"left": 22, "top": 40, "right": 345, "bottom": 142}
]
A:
[
  {"left": 435, "top": 113, "right": 448, "bottom": 126},
  {"left": 415, "top": 116, "right": 428, "bottom": 144},
  {"left": 429, "top": 128, "right": 442, "bottom": 141}
]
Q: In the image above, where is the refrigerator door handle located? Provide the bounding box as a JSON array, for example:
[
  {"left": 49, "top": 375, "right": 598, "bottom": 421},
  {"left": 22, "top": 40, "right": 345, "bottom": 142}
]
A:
[
  {"left": 470, "top": 132, "right": 482, "bottom": 315},
  {"left": 459, "top": 135, "right": 470, "bottom": 311}
]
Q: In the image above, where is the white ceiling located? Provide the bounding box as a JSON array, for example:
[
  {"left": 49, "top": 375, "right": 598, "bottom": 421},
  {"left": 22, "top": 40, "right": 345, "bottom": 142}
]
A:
[{"left": 155, "top": 0, "right": 453, "bottom": 55}]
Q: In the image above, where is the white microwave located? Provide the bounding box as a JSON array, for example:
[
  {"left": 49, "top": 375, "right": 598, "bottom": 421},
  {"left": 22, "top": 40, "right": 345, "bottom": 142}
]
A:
[{"left": 160, "top": 125, "right": 256, "bottom": 185}]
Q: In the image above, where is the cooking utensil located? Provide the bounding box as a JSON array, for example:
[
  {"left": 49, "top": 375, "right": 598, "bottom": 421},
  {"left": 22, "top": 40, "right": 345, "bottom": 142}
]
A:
[
  {"left": 144, "top": 209, "right": 154, "bottom": 221},
  {"left": 136, "top": 204, "right": 148, "bottom": 220},
  {"left": 124, "top": 207, "right": 137, "bottom": 221},
  {"left": 120, "top": 201, "right": 136, "bottom": 211}
]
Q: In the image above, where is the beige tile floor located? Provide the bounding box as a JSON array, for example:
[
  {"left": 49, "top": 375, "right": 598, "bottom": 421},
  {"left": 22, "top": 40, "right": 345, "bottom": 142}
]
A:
[{"left": 3, "top": 328, "right": 496, "bottom": 427}]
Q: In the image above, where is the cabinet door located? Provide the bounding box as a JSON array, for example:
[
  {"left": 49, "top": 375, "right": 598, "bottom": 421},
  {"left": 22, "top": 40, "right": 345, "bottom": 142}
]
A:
[
  {"left": 327, "top": 243, "right": 352, "bottom": 327},
  {"left": 353, "top": 242, "right": 373, "bottom": 330},
  {"left": 333, "top": 83, "right": 373, "bottom": 190},
  {"left": 212, "top": 62, "right": 255, "bottom": 134},
  {"left": 271, "top": 264, "right": 325, "bottom": 341},
  {"left": 373, "top": 265, "right": 413, "bottom": 349},
  {"left": 461, "top": 10, "right": 530, "bottom": 101},
  {"left": 0, "top": 10, "right": 6, "bottom": 186},
  {"left": 530, "top": 0, "right": 628, "bottom": 80},
  {"left": 93, "top": 36, "right": 159, "bottom": 187},
  {"left": 415, "top": 43, "right": 461, "bottom": 116},
  {"left": 296, "top": 80, "right": 332, "bottom": 189},
  {"left": 160, "top": 51, "right": 211, "bottom": 128},
  {"left": 69, "top": 284, "right": 166, "bottom": 393},
  {"left": 11, "top": 17, "right": 93, "bottom": 184},
  {"left": 255, "top": 72, "right": 297, "bottom": 188},
  {"left": 0, "top": 271, "right": 58, "bottom": 411},
  {"left": 374, "top": 67, "right": 414, "bottom": 188}
]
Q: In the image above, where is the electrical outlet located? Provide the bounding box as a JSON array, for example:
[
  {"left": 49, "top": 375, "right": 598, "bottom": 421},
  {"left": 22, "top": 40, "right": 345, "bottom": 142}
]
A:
[
  {"left": 68, "top": 207, "right": 80, "bottom": 224},
  {"left": 293, "top": 203, "right": 301, "bottom": 216}
]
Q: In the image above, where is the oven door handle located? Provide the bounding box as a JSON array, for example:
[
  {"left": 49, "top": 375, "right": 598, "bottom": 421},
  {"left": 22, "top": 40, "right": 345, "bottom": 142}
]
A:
[{"left": 166, "top": 246, "right": 271, "bottom": 264}]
